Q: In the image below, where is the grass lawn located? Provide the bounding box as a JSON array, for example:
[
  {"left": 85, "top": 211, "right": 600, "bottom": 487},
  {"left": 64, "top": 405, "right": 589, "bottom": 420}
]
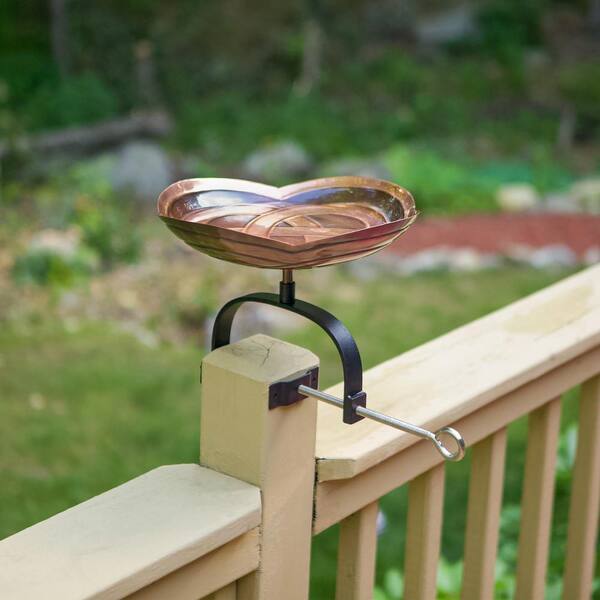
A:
[{"left": 0, "top": 266, "right": 580, "bottom": 596}]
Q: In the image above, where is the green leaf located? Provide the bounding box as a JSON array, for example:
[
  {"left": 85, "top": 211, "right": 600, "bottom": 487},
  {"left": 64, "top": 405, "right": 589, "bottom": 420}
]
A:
[
  {"left": 383, "top": 568, "right": 403, "bottom": 599},
  {"left": 437, "top": 557, "right": 463, "bottom": 595}
]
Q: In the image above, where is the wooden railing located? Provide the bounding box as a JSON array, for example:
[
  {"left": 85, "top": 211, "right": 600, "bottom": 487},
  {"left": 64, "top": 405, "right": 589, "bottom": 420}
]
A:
[
  {"left": 313, "top": 263, "right": 600, "bottom": 599},
  {"left": 1, "top": 264, "right": 599, "bottom": 600}
]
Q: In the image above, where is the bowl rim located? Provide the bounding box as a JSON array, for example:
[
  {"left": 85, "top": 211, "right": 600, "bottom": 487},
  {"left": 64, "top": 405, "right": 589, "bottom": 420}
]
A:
[
  {"left": 156, "top": 176, "right": 418, "bottom": 256},
  {"left": 157, "top": 176, "right": 416, "bottom": 218}
]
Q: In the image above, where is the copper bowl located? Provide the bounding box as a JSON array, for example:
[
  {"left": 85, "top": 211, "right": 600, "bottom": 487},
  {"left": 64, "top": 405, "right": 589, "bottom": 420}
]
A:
[{"left": 157, "top": 176, "right": 417, "bottom": 269}]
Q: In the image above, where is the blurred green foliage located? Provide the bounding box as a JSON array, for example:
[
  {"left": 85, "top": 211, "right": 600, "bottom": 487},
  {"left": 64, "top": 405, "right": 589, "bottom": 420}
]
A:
[
  {"left": 384, "top": 146, "right": 497, "bottom": 214},
  {"left": 474, "top": 0, "right": 544, "bottom": 60},
  {"left": 12, "top": 246, "right": 98, "bottom": 287},
  {"left": 23, "top": 73, "right": 119, "bottom": 130},
  {"left": 382, "top": 145, "right": 575, "bottom": 214},
  {"left": 40, "top": 159, "right": 141, "bottom": 268},
  {"left": 1, "top": 0, "right": 598, "bottom": 162},
  {"left": 170, "top": 50, "right": 562, "bottom": 163},
  {"left": 174, "top": 271, "right": 221, "bottom": 330},
  {"left": 8, "top": 157, "right": 141, "bottom": 287},
  {"left": 558, "top": 62, "right": 600, "bottom": 123}
]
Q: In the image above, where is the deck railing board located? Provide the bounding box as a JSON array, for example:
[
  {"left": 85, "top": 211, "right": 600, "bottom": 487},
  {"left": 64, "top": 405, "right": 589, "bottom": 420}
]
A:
[
  {"left": 316, "top": 264, "right": 600, "bottom": 481},
  {"left": 0, "top": 465, "right": 260, "bottom": 600},
  {"left": 514, "top": 397, "right": 561, "bottom": 600},
  {"left": 205, "top": 583, "right": 237, "bottom": 600},
  {"left": 127, "top": 531, "right": 257, "bottom": 600},
  {"left": 314, "top": 344, "right": 600, "bottom": 533}
]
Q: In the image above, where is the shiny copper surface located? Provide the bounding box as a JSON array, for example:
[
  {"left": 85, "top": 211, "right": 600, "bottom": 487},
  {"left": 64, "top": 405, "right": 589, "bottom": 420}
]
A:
[{"left": 157, "top": 176, "right": 417, "bottom": 269}]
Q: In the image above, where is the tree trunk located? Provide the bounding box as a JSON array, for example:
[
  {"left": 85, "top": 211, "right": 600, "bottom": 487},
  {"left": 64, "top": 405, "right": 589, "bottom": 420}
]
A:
[
  {"left": 0, "top": 111, "right": 172, "bottom": 161},
  {"left": 50, "top": 0, "right": 70, "bottom": 78},
  {"left": 295, "top": 0, "right": 324, "bottom": 96},
  {"left": 557, "top": 105, "right": 577, "bottom": 151},
  {"left": 134, "top": 40, "right": 162, "bottom": 108},
  {"left": 590, "top": 0, "right": 600, "bottom": 31}
]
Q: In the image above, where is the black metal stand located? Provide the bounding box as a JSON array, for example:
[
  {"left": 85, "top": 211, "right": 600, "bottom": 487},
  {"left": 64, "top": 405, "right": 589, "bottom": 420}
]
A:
[
  {"left": 211, "top": 272, "right": 366, "bottom": 424},
  {"left": 210, "top": 271, "right": 466, "bottom": 460}
]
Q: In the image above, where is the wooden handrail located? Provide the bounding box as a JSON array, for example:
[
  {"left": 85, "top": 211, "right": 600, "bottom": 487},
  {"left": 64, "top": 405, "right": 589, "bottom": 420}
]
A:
[
  {"left": 312, "top": 265, "right": 600, "bottom": 599},
  {"left": 315, "top": 264, "right": 600, "bottom": 481},
  {"left": 0, "top": 465, "right": 260, "bottom": 599},
  {"left": 314, "top": 344, "right": 600, "bottom": 533}
]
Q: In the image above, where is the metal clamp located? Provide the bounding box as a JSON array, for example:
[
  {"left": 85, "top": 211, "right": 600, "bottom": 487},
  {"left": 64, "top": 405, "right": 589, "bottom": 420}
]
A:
[
  {"left": 211, "top": 270, "right": 466, "bottom": 461},
  {"left": 269, "top": 368, "right": 318, "bottom": 409}
]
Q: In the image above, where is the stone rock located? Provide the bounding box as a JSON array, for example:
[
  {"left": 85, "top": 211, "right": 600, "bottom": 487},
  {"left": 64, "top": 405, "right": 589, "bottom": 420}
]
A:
[
  {"left": 509, "top": 244, "right": 578, "bottom": 268},
  {"left": 175, "top": 154, "right": 217, "bottom": 180},
  {"left": 29, "top": 227, "right": 82, "bottom": 259},
  {"left": 29, "top": 393, "right": 47, "bottom": 411},
  {"left": 583, "top": 247, "right": 600, "bottom": 265},
  {"left": 119, "top": 322, "right": 159, "bottom": 348},
  {"left": 570, "top": 178, "right": 600, "bottom": 213},
  {"left": 542, "top": 193, "right": 581, "bottom": 213},
  {"left": 448, "top": 248, "right": 497, "bottom": 272},
  {"left": 396, "top": 248, "right": 451, "bottom": 274},
  {"left": 416, "top": 4, "right": 477, "bottom": 45},
  {"left": 346, "top": 256, "right": 384, "bottom": 281},
  {"left": 523, "top": 49, "right": 552, "bottom": 71},
  {"left": 397, "top": 247, "right": 500, "bottom": 275},
  {"left": 496, "top": 184, "right": 540, "bottom": 212},
  {"left": 529, "top": 245, "right": 578, "bottom": 268},
  {"left": 111, "top": 141, "right": 174, "bottom": 201},
  {"left": 241, "top": 141, "right": 313, "bottom": 184},
  {"left": 204, "top": 303, "right": 305, "bottom": 350},
  {"left": 319, "top": 157, "right": 393, "bottom": 181}
]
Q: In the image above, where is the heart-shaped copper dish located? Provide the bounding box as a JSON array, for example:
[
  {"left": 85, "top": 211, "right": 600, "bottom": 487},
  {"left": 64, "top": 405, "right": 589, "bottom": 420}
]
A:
[{"left": 157, "top": 176, "right": 417, "bottom": 269}]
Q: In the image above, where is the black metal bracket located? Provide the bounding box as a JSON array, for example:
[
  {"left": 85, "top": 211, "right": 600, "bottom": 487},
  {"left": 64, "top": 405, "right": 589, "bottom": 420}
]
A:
[
  {"left": 211, "top": 289, "right": 366, "bottom": 424},
  {"left": 269, "top": 367, "right": 319, "bottom": 410},
  {"left": 208, "top": 274, "right": 467, "bottom": 461}
]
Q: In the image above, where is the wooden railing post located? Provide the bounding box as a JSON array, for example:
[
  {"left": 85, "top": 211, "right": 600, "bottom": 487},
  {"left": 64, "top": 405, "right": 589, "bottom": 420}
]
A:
[
  {"left": 515, "top": 398, "right": 561, "bottom": 600},
  {"left": 404, "top": 463, "right": 446, "bottom": 600},
  {"left": 462, "top": 428, "right": 507, "bottom": 600},
  {"left": 201, "top": 334, "right": 319, "bottom": 600},
  {"left": 563, "top": 375, "right": 600, "bottom": 600},
  {"left": 335, "top": 501, "right": 379, "bottom": 600}
]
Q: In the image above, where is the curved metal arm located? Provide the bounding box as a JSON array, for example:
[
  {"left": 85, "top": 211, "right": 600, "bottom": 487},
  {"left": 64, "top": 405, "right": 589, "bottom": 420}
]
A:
[{"left": 211, "top": 292, "right": 366, "bottom": 423}]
